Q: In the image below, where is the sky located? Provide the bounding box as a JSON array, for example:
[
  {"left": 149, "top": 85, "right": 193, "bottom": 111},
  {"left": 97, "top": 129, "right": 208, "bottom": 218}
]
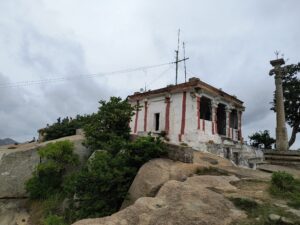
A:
[{"left": 0, "top": 0, "right": 299, "bottom": 148}]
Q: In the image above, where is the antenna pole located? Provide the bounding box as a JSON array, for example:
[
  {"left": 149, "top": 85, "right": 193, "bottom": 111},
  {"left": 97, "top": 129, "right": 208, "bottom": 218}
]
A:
[
  {"left": 183, "top": 42, "right": 187, "bottom": 82},
  {"left": 175, "top": 29, "right": 180, "bottom": 85}
]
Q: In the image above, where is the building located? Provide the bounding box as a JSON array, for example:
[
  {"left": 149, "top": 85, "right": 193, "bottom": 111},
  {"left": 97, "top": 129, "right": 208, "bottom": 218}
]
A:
[{"left": 128, "top": 77, "right": 246, "bottom": 155}]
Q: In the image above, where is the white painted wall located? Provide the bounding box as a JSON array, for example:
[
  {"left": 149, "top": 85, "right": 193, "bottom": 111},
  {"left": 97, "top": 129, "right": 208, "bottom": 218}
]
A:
[{"left": 130, "top": 90, "right": 242, "bottom": 149}]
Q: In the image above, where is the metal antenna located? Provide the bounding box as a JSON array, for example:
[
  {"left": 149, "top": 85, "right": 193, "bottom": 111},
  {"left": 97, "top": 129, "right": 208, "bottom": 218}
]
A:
[
  {"left": 183, "top": 42, "right": 187, "bottom": 83},
  {"left": 274, "top": 50, "right": 280, "bottom": 59},
  {"left": 175, "top": 29, "right": 180, "bottom": 85}
]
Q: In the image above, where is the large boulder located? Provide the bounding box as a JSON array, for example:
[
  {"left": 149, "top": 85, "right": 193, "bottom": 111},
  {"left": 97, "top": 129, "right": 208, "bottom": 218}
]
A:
[
  {"left": 0, "top": 135, "right": 90, "bottom": 198},
  {"left": 121, "top": 158, "right": 202, "bottom": 209},
  {"left": 73, "top": 175, "right": 245, "bottom": 225}
]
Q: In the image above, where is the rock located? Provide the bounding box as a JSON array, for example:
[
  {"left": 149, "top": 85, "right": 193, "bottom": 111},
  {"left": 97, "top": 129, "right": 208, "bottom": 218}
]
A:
[
  {"left": 287, "top": 208, "right": 300, "bottom": 218},
  {"left": 0, "top": 199, "right": 29, "bottom": 225},
  {"left": 73, "top": 175, "right": 246, "bottom": 225},
  {"left": 268, "top": 214, "right": 281, "bottom": 222},
  {"left": 0, "top": 135, "right": 89, "bottom": 198},
  {"left": 121, "top": 158, "right": 202, "bottom": 209},
  {"left": 281, "top": 217, "right": 294, "bottom": 224}
]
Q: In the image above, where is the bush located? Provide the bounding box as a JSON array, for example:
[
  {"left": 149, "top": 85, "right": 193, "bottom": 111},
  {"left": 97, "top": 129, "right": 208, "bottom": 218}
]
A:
[
  {"left": 26, "top": 140, "right": 79, "bottom": 199},
  {"left": 42, "top": 215, "right": 66, "bottom": 225},
  {"left": 271, "top": 171, "right": 295, "bottom": 192},
  {"left": 64, "top": 136, "right": 167, "bottom": 222}
]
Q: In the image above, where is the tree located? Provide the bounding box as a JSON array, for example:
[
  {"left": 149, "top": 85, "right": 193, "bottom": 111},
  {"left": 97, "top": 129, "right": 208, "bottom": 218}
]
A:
[
  {"left": 248, "top": 130, "right": 275, "bottom": 149},
  {"left": 84, "top": 97, "right": 135, "bottom": 152},
  {"left": 272, "top": 63, "right": 300, "bottom": 147}
]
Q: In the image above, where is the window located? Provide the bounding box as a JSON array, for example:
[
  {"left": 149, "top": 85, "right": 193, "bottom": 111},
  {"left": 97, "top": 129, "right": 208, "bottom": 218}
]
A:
[{"left": 154, "top": 113, "right": 160, "bottom": 131}]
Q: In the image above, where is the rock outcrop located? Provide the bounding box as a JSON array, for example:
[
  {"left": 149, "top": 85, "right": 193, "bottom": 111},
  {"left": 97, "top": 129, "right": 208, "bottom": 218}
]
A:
[
  {"left": 121, "top": 158, "right": 202, "bottom": 209},
  {"left": 73, "top": 175, "right": 245, "bottom": 225},
  {"left": 0, "top": 135, "right": 89, "bottom": 198}
]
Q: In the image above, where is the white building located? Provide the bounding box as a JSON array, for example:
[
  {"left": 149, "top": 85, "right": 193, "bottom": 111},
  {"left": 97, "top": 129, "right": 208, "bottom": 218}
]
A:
[{"left": 128, "top": 77, "right": 245, "bottom": 150}]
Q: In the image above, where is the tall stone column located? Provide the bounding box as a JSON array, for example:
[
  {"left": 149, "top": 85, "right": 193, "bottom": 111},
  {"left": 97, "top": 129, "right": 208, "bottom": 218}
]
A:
[
  {"left": 225, "top": 106, "right": 232, "bottom": 138},
  {"left": 269, "top": 58, "right": 289, "bottom": 151},
  {"left": 211, "top": 101, "right": 218, "bottom": 134}
]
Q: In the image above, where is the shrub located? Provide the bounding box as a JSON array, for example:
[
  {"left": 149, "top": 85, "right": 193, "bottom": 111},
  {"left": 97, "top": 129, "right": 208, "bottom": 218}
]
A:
[
  {"left": 42, "top": 215, "right": 66, "bottom": 225},
  {"left": 229, "top": 197, "right": 258, "bottom": 211},
  {"left": 271, "top": 171, "right": 295, "bottom": 192},
  {"left": 26, "top": 140, "right": 79, "bottom": 199}
]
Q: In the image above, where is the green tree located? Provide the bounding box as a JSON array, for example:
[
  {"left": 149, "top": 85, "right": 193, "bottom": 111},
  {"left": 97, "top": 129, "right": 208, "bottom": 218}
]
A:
[
  {"left": 26, "top": 140, "right": 79, "bottom": 199},
  {"left": 84, "top": 97, "right": 135, "bottom": 152},
  {"left": 248, "top": 130, "right": 275, "bottom": 149},
  {"left": 272, "top": 63, "right": 300, "bottom": 147},
  {"left": 63, "top": 136, "right": 167, "bottom": 222}
]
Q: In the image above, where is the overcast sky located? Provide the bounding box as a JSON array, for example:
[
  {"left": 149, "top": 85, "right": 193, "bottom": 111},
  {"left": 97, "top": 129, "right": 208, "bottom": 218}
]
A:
[{"left": 0, "top": 0, "right": 299, "bottom": 148}]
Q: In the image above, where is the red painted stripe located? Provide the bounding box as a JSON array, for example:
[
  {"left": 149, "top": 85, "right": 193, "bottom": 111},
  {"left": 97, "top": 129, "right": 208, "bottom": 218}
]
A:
[
  {"left": 134, "top": 101, "right": 139, "bottom": 133},
  {"left": 227, "top": 111, "right": 230, "bottom": 138},
  {"left": 165, "top": 97, "right": 171, "bottom": 134},
  {"left": 197, "top": 96, "right": 200, "bottom": 129},
  {"left": 239, "top": 111, "right": 242, "bottom": 140},
  {"left": 212, "top": 107, "right": 215, "bottom": 135},
  {"left": 215, "top": 111, "right": 218, "bottom": 134},
  {"left": 144, "top": 101, "right": 148, "bottom": 132},
  {"left": 179, "top": 92, "right": 187, "bottom": 141}
]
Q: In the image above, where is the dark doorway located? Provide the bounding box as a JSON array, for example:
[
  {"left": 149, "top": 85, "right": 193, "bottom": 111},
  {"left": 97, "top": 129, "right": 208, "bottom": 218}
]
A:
[
  {"left": 200, "top": 97, "right": 212, "bottom": 121},
  {"left": 230, "top": 109, "right": 238, "bottom": 129},
  {"left": 224, "top": 148, "right": 231, "bottom": 159},
  {"left": 233, "top": 152, "right": 239, "bottom": 165},
  {"left": 155, "top": 113, "right": 160, "bottom": 131},
  {"left": 217, "top": 103, "right": 226, "bottom": 135}
]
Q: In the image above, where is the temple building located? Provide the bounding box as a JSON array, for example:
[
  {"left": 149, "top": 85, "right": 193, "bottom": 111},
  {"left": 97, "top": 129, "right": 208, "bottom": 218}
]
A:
[{"left": 128, "top": 77, "right": 245, "bottom": 151}]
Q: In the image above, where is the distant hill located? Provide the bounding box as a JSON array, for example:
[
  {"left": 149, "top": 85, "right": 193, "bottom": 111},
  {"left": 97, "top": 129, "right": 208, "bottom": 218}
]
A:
[{"left": 0, "top": 138, "right": 17, "bottom": 146}]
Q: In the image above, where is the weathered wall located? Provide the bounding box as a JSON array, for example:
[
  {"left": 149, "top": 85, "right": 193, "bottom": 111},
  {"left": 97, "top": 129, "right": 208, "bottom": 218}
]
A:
[{"left": 0, "top": 135, "right": 90, "bottom": 198}]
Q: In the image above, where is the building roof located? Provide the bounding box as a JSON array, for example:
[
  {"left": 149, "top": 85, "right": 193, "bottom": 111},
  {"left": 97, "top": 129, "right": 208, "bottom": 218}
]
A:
[{"left": 128, "top": 77, "right": 244, "bottom": 108}]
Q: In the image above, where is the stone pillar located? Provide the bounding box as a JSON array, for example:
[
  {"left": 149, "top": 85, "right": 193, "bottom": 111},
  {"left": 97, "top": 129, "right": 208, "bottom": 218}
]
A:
[
  {"left": 211, "top": 101, "right": 218, "bottom": 134},
  {"left": 225, "top": 106, "right": 232, "bottom": 138},
  {"left": 237, "top": 110, "right": 243, "bottom": 141},
  {"left": 269, "top": 58, "right": 289, "bottom": 151}
]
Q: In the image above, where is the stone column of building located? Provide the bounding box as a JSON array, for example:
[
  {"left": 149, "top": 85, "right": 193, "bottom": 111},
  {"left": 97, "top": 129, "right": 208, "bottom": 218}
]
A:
[
  {"left": 237, "top": 110, "right": 243, "bottom": 141},
  {"left": 133, "top": 100, "right": 140, "bottom": 134},
  {"left": 165, "top": 96, "right": 171, "bottom": 134},
  {"left": 211, "top": 101, "right": 218, "bottom": 135},
  {"left": 144, "top": 100, "right": 148, "bottom": 132},
  {"left": 225, "top": 106, "right": 232, "bottom": 138},
  {"left": 196, "top": 96, "right": 201, "bottom": 130},
  {"left": 269, "top": 58, "right": 289, "bottom": 151}
]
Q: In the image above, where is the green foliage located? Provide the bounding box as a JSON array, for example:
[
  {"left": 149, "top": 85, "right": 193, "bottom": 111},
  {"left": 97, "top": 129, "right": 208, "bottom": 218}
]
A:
[
  {"left": 42, "top": 215, "right": 66, "bottom": 225},
  {"left": 84, "top": 97, "right": 135, "bottom": 152},
  {"left": 229, "top": 197, "right": 258, "bottom": 211},
  {"left": 248, "top": 130, "right": 275, "bottom": 149},
  {"left": 196, "top": 167, "right": 229, "bottom": 176},
  {"left": 271, "top": 63, "right": 300, "bottom": 147},
  {"left": 125, "top": 136, "right": 167, "bottom": 168},
  {"left": 26, "top": 140, "right": 79, "bottom": 199},
  {"left": 43, "top": 114, "right": 94, "bottom": 141},
  {"left": 270, "top": 171, "right": 300, "bottom": 209},
  {"left": 271, "top": 171, "right": 295, "bottom": 192},
  {"left": 64, "top": 136, "right": 167, "bottom": 222}
]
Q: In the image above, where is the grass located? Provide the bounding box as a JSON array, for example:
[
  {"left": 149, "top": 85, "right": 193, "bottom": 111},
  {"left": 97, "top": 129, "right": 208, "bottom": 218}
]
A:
[
  {"left": 196, "top": 166, "right": 229, "bottom": 176},
  {"left": 229, "top": 197, "right": 300, "bottom": 225},
  {"left": 269, "top": 171, "right": 300, "bottom": 209}
]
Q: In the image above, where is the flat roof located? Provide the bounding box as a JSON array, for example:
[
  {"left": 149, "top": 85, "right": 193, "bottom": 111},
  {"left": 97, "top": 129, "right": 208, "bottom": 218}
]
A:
[{"left": 128, "top": 77, "right": 244, "bottom": 107}]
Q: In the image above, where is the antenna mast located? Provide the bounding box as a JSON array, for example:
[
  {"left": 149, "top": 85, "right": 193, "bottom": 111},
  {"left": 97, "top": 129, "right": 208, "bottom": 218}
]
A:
[
  {"left": 175, "top": 29, "right": 180, "bottom": 85},
  {"left": 183, "top": 42, "right": 187, "bottom": 82}
]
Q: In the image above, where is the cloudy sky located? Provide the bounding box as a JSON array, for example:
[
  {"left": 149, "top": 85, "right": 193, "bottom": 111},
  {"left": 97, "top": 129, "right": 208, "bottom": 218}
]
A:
[{"left": 0, "top": 0, "right": 299, "bottom": 148}]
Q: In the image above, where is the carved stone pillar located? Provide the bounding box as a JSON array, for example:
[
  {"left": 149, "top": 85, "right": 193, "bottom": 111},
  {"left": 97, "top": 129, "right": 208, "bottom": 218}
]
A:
[
  {"left": 211, "top": 101, "right": 218, "bottom": 135},
  {"left": 269, "top": 58, "right": 289, "bottom": 151},
  {"left": 225, "top": 106, "right": 232, "bottom": 138}
]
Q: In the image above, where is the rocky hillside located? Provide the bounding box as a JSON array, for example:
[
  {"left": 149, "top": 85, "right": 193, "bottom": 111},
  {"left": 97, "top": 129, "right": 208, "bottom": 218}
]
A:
[
  {"left": 73, "top": 153, "right": 300, "bottom": 225},
  {"left": 0, "top": 138, "right": 17, "bottom": 146}
]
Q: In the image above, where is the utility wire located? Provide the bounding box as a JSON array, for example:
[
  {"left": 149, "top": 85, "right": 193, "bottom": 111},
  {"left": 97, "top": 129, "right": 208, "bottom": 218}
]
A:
[{"left": 0, "top": 61, "right": 173, "bottom": 89}]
